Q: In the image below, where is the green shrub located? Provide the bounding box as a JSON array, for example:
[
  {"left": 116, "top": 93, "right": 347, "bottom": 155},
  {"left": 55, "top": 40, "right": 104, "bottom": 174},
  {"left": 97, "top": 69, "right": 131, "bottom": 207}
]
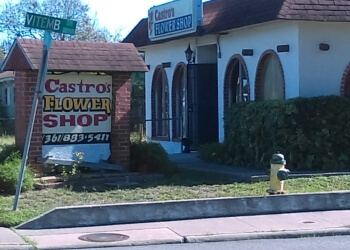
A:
[
  {"left": 0, "top": 144, "right": 21, "bottom": 163},
  {"left": 0, "top": 118, "right": 15, "bottom": 135},
  {"left": 0, "top": 153, "right": 35, "bottom": 194},
  {"left": 198, "top": 143, "right": 233, "bottom": 164},
  {"left": 221, "top": 96, "right": 350, "bottom": 171},
  {"left": 130, "top": 141, "right": 176, "bottom": 175}
]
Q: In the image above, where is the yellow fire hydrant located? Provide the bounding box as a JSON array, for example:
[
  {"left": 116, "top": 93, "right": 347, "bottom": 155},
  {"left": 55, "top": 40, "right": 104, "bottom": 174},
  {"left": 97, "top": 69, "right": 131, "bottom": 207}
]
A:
[{"left": 267, "top": 152, "right": 290, "bottom": 195}]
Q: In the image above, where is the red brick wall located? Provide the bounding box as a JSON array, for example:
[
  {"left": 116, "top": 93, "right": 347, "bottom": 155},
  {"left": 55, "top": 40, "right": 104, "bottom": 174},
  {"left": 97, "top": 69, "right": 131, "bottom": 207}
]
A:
[
  {"left": 110, "top": 72, "right": 132, "bottom": 170},
  {"left": 15, "top": 70, "right": 132, "bottom": 173},
  {"left": 14, "top": 70, "right": 42, "bottom": 171}
]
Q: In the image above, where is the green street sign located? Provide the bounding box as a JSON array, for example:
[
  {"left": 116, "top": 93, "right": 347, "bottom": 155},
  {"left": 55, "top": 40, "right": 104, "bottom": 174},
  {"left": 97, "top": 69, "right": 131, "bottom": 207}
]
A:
[{"left": 25, "top": 12, "right": 77, "bottom": 35}]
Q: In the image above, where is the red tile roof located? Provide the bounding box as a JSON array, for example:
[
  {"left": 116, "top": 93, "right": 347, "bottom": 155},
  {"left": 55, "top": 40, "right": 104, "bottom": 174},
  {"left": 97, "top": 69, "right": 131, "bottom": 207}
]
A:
[
  {"left": 124, "top": 0, "right": 350, "bottom": 47},
  {"left": 2, "top": 38, "right": 148, "bottom": 72}
]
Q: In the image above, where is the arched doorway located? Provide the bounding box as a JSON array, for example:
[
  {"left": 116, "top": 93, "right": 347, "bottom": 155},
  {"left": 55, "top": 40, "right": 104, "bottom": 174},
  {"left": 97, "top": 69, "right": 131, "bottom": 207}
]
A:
[
  {"left": 151, "top": 66, "right": 169, "bottom": 139},
  {"left": 172, "top": 63, "right": 187, "bottom": 141},
  {"left": 340, "top": 63, "right": 350, "bottom": 97},
  {"left": 224, "top": 55, "right": 250, "bottom": 109}
]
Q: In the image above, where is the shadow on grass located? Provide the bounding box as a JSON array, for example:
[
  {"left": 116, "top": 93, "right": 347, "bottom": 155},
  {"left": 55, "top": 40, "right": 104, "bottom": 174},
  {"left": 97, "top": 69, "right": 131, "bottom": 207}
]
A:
[{"left": 66, "top": 168, "right": 236, "bottom": 193}]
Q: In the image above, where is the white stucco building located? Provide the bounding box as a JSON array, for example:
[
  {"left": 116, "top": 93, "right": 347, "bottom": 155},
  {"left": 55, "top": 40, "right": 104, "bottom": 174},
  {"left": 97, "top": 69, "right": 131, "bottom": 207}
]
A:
[{"left": 124, "top": 0, "right": 350, "bottom": 154}]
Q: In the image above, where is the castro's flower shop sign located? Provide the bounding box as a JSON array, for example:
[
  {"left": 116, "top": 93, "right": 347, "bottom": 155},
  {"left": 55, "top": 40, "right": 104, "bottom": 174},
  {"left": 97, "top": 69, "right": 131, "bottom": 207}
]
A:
[
  {"left": 42, "top": 73, "right": 112, "bottom": 163},
  {"left": 148, "top": 0, "right": 203, "bottom": 41}
]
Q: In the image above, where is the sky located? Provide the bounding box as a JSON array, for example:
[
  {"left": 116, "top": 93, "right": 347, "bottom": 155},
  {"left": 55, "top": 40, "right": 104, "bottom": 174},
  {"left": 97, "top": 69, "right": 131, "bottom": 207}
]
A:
[
  {"left": 83, "top": 0, "right": 209, "bottom": 39},
  {"left": 0, "top": 0, "right": 209, "bottom": 41},
  {"left": 82, "top": 0, "right": 172, "bottom": 39}
]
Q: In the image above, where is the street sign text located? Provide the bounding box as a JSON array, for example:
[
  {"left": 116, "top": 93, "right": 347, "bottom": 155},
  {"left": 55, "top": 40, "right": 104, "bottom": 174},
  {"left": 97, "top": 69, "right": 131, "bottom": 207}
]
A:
[{"left": 25, "top": 12, "right": 76, "bottom": 35}]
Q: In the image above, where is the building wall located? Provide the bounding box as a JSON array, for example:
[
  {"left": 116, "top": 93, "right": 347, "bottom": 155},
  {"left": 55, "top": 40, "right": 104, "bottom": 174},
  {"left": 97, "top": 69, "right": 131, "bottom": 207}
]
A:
[
  {"left": 218, "top": 21, "right": 300, "bottom": 141},
  {"left": 145, "top": 39, "right": 193, "bottom": 153},
  {"left": 298, "top": 21, "right": 350, "bottom": 97},
  {"left": 144, "top": 21, "right": 301, "bottom": 151},
  {"left": 143, "top": 20, "right": 350, "bottom": 154},
  {"left": 15, "top": 70, "right": 132, "bottom": 173},
  {"left": 15, "top": 70, "right": 42, "bottom": 171},
  {"left": 0, "top": 80, "right": 15, "bottom": 118},
  {"left": 110, "top": 72, "right": 132, "bottom": 169},
  {"left": 0, "top": 71, "right": 15, "bottom": 119}
]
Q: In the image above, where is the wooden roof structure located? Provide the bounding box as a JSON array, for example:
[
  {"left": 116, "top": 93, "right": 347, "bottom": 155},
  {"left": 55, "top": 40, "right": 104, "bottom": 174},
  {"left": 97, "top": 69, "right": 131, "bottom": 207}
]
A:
[
  {"left": 124, "top": 0, "right": 350, "bottom": 47},
  {"left": 2, "top": 38, "right": 148, "bottom": 72}
]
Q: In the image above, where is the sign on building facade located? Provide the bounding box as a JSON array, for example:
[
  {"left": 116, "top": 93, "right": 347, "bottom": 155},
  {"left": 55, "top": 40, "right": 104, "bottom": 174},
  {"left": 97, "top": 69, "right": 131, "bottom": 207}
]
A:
[
  {"left": 42, "top": 73, "right": 112, "bottom": 163},
  {"left": 148, "top": 0, "right": 203, "bottom": 41}
]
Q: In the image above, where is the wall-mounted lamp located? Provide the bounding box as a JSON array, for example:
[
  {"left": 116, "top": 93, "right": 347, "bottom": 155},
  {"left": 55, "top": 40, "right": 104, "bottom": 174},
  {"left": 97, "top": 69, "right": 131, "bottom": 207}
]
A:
[
  {"left": 242, "top": 49, "right": 254, "bottom": 56},
  {"left": 185, "top": 44, "right": 195, "bottom": 64},
  {"left": 162, "top": 62, "right": 171, "bottom": 68},
  {"left": 319, "top": 43, "right": 330, "bottom": 51},
  {"left": 277, "top": 45, "right": 290, "bottom": 53}
]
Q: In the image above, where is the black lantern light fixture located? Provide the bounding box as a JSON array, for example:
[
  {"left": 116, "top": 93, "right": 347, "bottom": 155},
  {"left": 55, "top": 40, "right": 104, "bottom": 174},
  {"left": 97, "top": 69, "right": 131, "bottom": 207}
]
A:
[{"left": 185, "top": 43, "right": 195, "bottom": 64}]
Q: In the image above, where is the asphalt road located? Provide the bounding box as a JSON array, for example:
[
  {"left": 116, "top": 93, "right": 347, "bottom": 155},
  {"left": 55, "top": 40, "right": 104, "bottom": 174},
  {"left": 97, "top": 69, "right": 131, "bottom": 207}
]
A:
[{"left": 83, "top": 235, "right": 350, "bottom": 250}]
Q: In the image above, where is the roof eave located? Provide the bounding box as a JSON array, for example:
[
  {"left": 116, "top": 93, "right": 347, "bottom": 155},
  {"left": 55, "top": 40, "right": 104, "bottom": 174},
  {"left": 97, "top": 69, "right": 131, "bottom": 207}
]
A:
[{"left": 1, "top": 39, "right": 35, "bottom": 71}]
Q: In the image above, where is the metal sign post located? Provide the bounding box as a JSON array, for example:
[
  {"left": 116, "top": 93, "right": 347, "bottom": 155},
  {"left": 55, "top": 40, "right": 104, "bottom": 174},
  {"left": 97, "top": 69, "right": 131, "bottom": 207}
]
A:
[
  {"left": 13, "top": 31, "right": 52, "bottom": 211},
  {"left": 13, "top": 13, "right": 76, "bottom": 211}
]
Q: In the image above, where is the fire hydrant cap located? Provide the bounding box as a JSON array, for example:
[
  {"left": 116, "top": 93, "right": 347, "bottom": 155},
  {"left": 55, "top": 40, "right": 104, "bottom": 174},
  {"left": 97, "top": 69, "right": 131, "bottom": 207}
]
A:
[
  {"left": 270, "top": 152, "right": 286, "bottom": 165},
  {"left": 277, "top": 169, "right": 289, "bottom": 180}
]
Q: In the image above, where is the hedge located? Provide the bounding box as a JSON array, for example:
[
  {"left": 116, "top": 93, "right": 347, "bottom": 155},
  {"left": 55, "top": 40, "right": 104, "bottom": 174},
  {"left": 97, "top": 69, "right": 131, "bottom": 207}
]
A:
[
  {"left": 212, "top": 96, "right": 350, "bottom": 171},
  {"left": 130, "top": 141, "right": 177, "bottom": 175}
]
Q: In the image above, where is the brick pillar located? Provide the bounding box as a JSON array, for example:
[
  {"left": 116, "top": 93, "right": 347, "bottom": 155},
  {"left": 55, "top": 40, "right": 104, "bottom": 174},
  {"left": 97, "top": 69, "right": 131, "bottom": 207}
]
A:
[
  {"left": 110, "top": 72, "right": 131, "bottom": 170},
  {"left": 14, "top": 70, "right": 43, "bottom": 172}
]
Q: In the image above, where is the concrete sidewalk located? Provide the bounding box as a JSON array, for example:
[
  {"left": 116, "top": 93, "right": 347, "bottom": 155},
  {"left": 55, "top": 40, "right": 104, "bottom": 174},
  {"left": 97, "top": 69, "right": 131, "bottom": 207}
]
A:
[{"left": 2, "top": 210, "right": 349, "bottom": 249}]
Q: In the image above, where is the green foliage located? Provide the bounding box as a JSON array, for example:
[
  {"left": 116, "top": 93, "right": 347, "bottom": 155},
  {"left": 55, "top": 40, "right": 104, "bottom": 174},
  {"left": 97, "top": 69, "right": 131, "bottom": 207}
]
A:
[
  {"left": 130, "top": 141, "right": 176, "bottom": 175},
  {"left": 0, "top": 152, "right": 35, "bottom": 194},
  {"left": 0, "top": 144, "right": 21, "bottom": 163},
  {"left": 130, "top": 65, "right": 145, "bottom": 134},
  {"left": 0, "top": 0, "right": 119, "bottom": 53},
  {"left": 212, "top": 96, "right": 350, "bottom": 171},
  {"left": 198, "top": 143, "right": 232, "bottom": 164},
  {"left": 56, "top": 151, "right": 85, "bottom": 181},
  {"left": 0, "top": 119, "right": 15, "bottom": 135}
]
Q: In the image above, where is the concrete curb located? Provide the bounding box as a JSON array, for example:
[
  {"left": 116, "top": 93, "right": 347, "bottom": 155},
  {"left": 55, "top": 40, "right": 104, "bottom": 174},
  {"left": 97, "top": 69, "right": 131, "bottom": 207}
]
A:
[
  {"left": 36, "top": 238, "right": 184, "bottom": 250},
  {"left": 0, "top": 245, "right": 33, "bottom": 250},
  {"left": 184, "top": 228, "right": 350, "bottom": 243},
  {"left": 16, "top": 191, "right": 350, "bottom": 230},
  {"left": 0, "top": 227, "right": 33, "bottom": 250}
]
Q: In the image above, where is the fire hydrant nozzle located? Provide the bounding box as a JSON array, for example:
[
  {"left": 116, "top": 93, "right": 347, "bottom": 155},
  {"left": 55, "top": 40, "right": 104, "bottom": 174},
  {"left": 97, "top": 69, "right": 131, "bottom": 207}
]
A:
[{"left": 267, "top": 152, "right": 290, "bottom": 195}]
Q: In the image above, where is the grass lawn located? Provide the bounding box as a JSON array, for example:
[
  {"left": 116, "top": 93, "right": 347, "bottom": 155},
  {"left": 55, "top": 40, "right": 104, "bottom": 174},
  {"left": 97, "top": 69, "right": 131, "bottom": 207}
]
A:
[{"left": 1, "top": 169, "right": 350, "bottom": 228}]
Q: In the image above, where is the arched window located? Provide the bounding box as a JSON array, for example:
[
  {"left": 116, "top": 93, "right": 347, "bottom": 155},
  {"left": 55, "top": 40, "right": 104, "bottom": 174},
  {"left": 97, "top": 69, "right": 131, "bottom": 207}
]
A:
[
  {"left": 172, "top": 63, "right": 186, "bottom": 140},
  {"left": 340, "top": 63, "right": 350, "bottom": 97},
  {"left": 151, "top": 66, "right": 169, "bottom": 139},
  {"left": 224, "top": 55, "right": 250, "bottom": 109},
  {"left": 255, "top": 50, "right": 285, "bottom": 101}
]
